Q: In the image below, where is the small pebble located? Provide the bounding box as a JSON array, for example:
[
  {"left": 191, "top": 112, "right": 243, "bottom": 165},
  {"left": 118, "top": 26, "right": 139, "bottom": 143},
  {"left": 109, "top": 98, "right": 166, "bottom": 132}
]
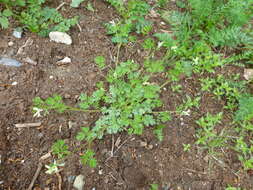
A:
[
  {"left": 11, "top": 81, "right": 18, "bottom": 86},
  {"left": 91, "top": 188, "right": 96, "bottom": 190},
  {"left": 24, "top": 57, "right": 37, "bottom": 65},
  {"left": 49, "top": 31, "right": 72, "bottom": 45},
  {"left": 0, "top": 57, "right": 22, "bottom": 67},
  {"left": 13, "top": 28, "right": 23, "bottom": 39},
  {"left": 57, "top": 57, "right": 71, "bottom": 65},
  {"left": 73, "top": 175, "right": 85, "bottom": 190},
  {"left": 8, "top": 41, "right": 14, "bottom": 47},
  {"left": 0, "top": 181, "right": 3, "bottom": 185},
  {"left": 244, "top": 69, "right": 253, "bottom": 80},
  {"left": 49, "top": 75, "right": 53, "bottom": 79},
  {"left": 98, "top": 170, "right": 103, "bottom": 175},
  {"left": 140, "top": 141, "right": 147, "bottom": 147}
]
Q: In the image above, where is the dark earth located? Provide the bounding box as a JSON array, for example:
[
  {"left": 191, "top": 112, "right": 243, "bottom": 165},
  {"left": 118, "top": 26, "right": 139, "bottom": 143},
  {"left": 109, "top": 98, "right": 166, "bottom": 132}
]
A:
[{"left": 0, "top": 1, "right": 253, "bottom": 190}]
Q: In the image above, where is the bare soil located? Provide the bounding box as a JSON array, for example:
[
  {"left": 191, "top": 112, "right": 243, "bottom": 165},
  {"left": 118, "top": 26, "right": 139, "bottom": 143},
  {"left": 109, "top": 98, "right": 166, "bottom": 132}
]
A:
[{"left": 0, "top": 1, "right": 253, "bottom": 190}]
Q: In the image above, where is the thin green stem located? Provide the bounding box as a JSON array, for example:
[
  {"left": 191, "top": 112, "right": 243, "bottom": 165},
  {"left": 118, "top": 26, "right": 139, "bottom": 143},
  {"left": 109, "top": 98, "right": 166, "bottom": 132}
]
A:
[{"left": 66, "top": 106, "right": 101, "bottom": 113}]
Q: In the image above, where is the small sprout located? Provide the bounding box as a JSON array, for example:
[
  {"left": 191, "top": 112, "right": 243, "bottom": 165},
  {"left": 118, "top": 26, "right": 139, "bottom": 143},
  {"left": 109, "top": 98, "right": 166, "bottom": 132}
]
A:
[
  {"left": 183, "top": 143, "right": 191, "bottom": 152},
  {"left": 94, "top": 56, "right": 106, "bottom": 69},
  {"left": 150, "top": 184, "right": 159, "bottom": 190},
  {"left": 86, "top": 2, "right": 95, "bottom": 12}
]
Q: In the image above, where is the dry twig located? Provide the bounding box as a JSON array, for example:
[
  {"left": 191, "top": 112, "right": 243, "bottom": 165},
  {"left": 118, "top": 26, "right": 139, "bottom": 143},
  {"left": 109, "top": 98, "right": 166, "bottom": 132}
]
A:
[{"left": 27, "top": 162, "right": 43, "bottom": 190}]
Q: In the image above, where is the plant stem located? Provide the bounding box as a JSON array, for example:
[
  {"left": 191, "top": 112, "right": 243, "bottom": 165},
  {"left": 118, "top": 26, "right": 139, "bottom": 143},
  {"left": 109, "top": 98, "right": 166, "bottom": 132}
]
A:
[
  {"left": 160, "top": 79, "right": 171, "bottom": 89},
  {"left": 66, "top": 106, "right": 101, "bottom": 113}
]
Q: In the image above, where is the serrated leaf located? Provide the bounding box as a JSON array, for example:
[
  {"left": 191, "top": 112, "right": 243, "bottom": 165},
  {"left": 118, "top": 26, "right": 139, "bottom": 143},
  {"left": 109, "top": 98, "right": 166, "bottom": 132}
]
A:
[
  {"left": 2, "top": 9, "right": 13, "bottom": 17},
  {"left": 0, "top": 17, "right": 9, "bottom": 29}
]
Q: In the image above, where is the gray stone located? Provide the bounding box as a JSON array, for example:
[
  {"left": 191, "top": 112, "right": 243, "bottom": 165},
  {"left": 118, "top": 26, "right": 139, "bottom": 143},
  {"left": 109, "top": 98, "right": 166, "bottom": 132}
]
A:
[{"left": 0, "top": 57, "right": 22, "bottom": 67}]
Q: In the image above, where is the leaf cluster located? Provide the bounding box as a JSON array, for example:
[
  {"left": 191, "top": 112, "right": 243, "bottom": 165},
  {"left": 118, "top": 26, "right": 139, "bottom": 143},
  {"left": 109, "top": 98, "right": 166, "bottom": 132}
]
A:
[
  {"left": 0, "top": 0, "right": 78, "bottom": 36},
  {"left": 160, "top": 0, "right": 253, "bottom": 49},
  {"left": 105, "top": 0, "right": 152, "bottom": 43}
]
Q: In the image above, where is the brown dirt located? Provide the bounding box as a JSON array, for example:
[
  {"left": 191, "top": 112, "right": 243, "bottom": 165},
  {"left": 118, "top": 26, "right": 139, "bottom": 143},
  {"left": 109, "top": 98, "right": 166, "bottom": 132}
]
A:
[{"left": 0, "top": 1, "right": 253, "bottom": 190}]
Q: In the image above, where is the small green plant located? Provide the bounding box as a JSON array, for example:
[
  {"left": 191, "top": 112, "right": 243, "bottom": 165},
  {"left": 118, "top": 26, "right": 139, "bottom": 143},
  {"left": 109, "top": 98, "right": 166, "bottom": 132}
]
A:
[
  {"left": 176, "top": 95, "right": 200, "bottom": 116},
  {"left": 71, "top": 0, "right": 86, "bottom": 8},
  {"left": 195, "top": 112, "right": 227, "bottom": 155},
  {"left": 33, "top": 60, "right": 171, "bottom": 167},
  {"left": 105, "top": 0, "right": 152, "bottom": 44},
  {"left": 183, "top": 143, "right": 191, "bottom": 152},
  {"left": 225, "top": 186, "right": 244, "bottom": 190},
  {"left": 0, "top": 0, "right": 78, "bottom": 36},
  {"left": 171, "top": 83, "right": 182, "bottom": 93},
  {"left": 235, "top": 94, "right": 253, "bottom": 121},
  {"left": 94, "top": 56, "right": 106, "bottom": 69},
  {"left": 200, "top": 75, "right": 246, "bottom": 110},
  {"left": 86, "top": 2, "right": 95, "bottom": 12},
  {"left": 150, "top": 184, "right": 159, "bottom": 190},
  {"left": 161, "top": 0, "right": 253, "bottom": 49},
  {"left": 52, "top": 139, "right": 70, "bottom": 159},
  {"left": 0, "top": 9, "right": 12, "bottom": 29},
  {"left": 80, "top": 149, "right": 97, "bottom": 168}
]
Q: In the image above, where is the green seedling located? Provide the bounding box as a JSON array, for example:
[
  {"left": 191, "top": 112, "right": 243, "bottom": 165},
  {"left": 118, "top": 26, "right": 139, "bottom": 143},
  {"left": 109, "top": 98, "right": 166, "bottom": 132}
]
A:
[
  {"left": 52, "top": 139, "right": 70, "bottom": 159},
  {"left": 0, "top": 9, "right": 12, "bottom": 29},
  {"left": 183, "top": 143, "right": 191, "bottom": 152},
  {"left": 94, "top": 56, "right": 106, "bottom": 69},
  {"left": 195, "top": 112, "right": 227, "bottom": 156},
  {"left": 150, "top": 184, "right": 159, "bottom": 190},
  {"left": 176, "top": 95, "right": 200, "bottom": 115}
]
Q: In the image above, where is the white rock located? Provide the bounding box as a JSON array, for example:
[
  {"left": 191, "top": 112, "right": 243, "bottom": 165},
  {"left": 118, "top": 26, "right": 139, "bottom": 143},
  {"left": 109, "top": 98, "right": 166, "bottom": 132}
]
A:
[
  {"left": 73, "top": 175, "right": 85, "bottom": 190},
  {"left": 13, "top": 29, "right": 22, "bottom": 39},
  {"left": 8, "top": 41, "right": 14, "bottom": 47},
  {"left": 49, "top": 31, "right": 72, "bottom": 45},
  {"left": 11, "top": 81, "right": 18, "bottom": 86},
  {"left": 244, "top": 69, "right": 253, "bottom": 80},
  {"left": 57, "top": 57, "right": 71, "bottom": 64}
]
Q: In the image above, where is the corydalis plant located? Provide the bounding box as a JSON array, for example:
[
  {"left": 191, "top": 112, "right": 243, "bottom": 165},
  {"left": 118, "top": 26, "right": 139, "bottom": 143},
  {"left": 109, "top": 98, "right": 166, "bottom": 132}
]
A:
[{"left": 33, "top": 60, "right": 171, "bottom": 167}]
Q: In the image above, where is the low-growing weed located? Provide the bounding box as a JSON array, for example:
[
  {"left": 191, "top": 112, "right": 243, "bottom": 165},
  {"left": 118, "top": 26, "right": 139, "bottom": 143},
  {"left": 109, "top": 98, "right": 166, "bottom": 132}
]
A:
[
  {"left": 0, "top": 9, "right": 12, "bottom": 29},
  {"left": 200, "top": 75, "right": 246, "bottom": 110},
  {"left": 183, "top": 143, "right": 191, "bottom": 152},
  {"left": 195, "top": 112, "right": 227, "bottom": 156},
  {"left": 160, "top": 0, "right": 253, "bottom": 50},
  {"left": 105, "top": 0, "right": 152, "bottom": 44},
  {"left": 150, "top": 184, "right": 159, "bottom": 190},
  {"left": 176, "top": 95, "right": 200, "bottom": 116},
  {"left": 94, "top": 55, "right": 106, "bottom": 69},
  {"left": 0, "top": 0, "right": 78, "bottom": 36},
  {"left": 52, "top": 139, "right": 70, "bottom": 159},
  {"left": 33, "top": 60, "right": 171, "bottom": 168}
]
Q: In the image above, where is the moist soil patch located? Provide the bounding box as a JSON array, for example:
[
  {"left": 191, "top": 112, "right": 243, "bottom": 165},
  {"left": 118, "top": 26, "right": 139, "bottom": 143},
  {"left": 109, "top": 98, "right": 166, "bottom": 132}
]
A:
[{"left": 0, "top": 1, "right": 253, "bottom": 190}]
